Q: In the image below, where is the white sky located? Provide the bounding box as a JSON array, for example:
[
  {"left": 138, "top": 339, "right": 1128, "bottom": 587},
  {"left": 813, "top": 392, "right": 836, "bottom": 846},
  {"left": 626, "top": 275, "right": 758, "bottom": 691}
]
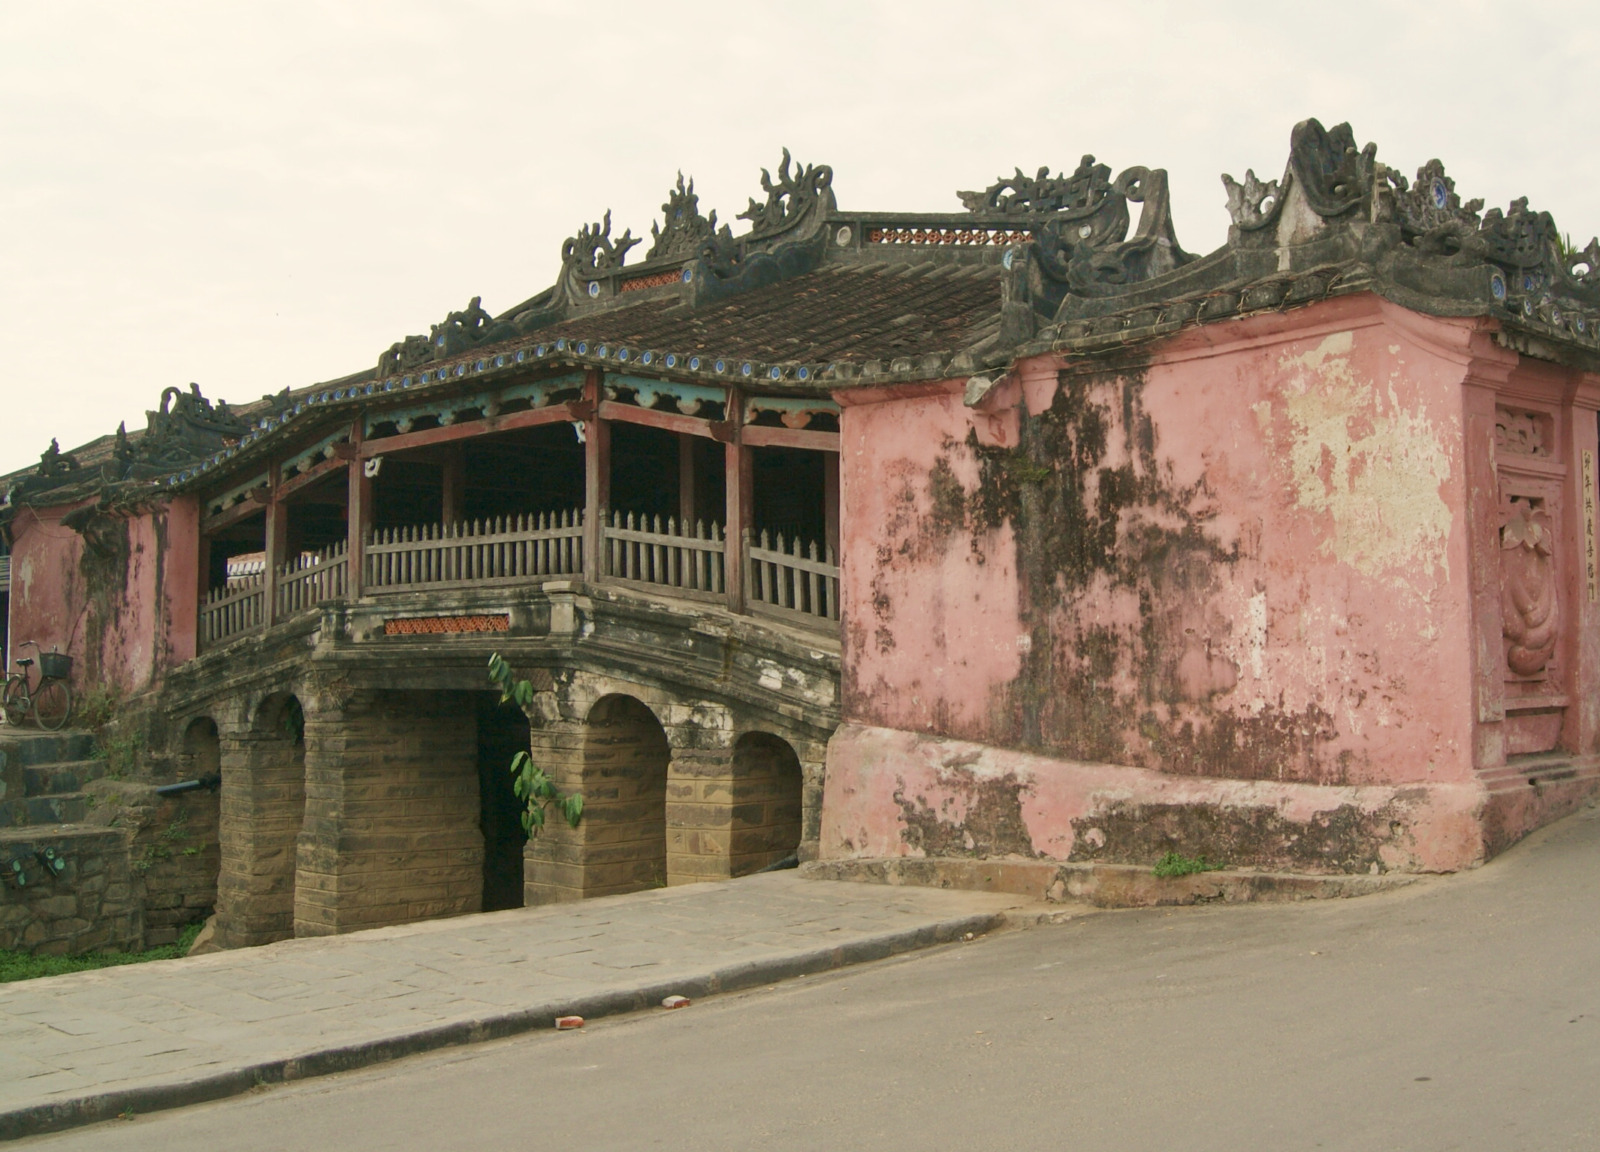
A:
[{"left": 2, "top": 0, "right": 1597, "bottom": 474}]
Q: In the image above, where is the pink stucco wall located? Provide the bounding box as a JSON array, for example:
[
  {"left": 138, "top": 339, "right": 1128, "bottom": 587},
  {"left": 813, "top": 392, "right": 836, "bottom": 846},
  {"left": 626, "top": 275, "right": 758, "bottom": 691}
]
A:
[
  {"left": 6, "top": 495, "right": 200, "bottom": 698},
  {"left": 827, "top": 294, "right": 1600, "bottom": 871}
]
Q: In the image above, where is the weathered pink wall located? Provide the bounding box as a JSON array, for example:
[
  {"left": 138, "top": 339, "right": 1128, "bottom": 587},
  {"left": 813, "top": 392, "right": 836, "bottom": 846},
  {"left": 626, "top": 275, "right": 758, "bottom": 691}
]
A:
[
  {"left": 7, "top": 495, "right": 201, "bottom": 698},
  {"left": 828, "top": 295, "right": 1600, "bottom": 871}
]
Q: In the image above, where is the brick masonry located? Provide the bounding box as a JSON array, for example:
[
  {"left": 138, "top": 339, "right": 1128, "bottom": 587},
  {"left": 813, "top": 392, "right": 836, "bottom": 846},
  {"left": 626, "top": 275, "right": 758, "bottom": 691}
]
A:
[
  {"left": 214, "top": 695, "right": 306, "bottom": 949},
  {"left": 295, "top": 690, "right": 484, "bottom": 936}
]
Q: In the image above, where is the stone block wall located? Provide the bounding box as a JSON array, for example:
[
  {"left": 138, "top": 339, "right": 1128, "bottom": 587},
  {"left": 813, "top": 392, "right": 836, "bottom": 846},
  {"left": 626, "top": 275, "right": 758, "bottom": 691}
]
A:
[
  {"left": 295, "top": 690, "right": 484, "bottom": 936},
  {"left": 130, "top": 790, "right": 221, "bottom": 946},
  {"left": 215, "top": 712, "right": 305, "bottom": 949},
  {"left": 0, "top": 826, "right": 141, "bottom": 955}
]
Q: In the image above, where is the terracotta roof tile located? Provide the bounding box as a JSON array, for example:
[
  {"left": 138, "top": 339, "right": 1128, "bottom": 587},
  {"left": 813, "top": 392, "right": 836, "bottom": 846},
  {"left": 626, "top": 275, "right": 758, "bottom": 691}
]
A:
[{"left": 540, "top": 262, "right": 1002, "bottom": 363}]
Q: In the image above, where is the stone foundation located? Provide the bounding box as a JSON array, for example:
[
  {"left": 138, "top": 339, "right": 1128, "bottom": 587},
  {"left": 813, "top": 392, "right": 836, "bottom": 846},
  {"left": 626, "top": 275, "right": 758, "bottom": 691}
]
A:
[{"left": 295, "top": 690, "right": 484, "bottom": 936}]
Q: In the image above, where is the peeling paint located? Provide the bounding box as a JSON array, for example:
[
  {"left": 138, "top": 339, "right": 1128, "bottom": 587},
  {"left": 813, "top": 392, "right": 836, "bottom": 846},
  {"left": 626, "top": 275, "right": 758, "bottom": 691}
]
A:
[{"left": 1278, "top": 331, "right": 1453, "bottom": 587}]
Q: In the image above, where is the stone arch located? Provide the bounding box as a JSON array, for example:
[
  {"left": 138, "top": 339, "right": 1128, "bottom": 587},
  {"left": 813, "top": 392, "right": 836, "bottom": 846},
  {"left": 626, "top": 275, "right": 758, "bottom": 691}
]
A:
[
  {"left": 214, "top": 689, "right": 306, "bottom": 948},
  {"left": 579, "top": 693, "right": 671, "bottom": 898},
  {"left": 160, "top": 716, "right": 224, "bottom": 943},
  {"left": 730, "top": 731, "right": 805, "bottom": 875},
  {"left": 180, "top": 715, "right": 221, "bottom": 778}
]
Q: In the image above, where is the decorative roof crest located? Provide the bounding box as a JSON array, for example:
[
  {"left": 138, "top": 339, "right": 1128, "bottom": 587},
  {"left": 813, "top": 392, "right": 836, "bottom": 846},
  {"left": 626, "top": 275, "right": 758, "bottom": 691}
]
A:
[
  {"left": 1221, "top": 168, "right": 1286, "bottom": 232},
  {"left": 736, "top": 148, "right": 834, "bottom": 240},
  {"left": 1288, "top": 119, "right": 1376, "bottom": 219},
  {"left": 562, "top": 210, "right": 640, "bottom": 278},
  {"left": 646, "top": 173, "right": 720, "bottom": 262},
  {"left": 1389, "top": 159, "right": 1484, "bottom": 243},
  {"left": 959, "top": 155, "right": 1114, "bottom": 216}
]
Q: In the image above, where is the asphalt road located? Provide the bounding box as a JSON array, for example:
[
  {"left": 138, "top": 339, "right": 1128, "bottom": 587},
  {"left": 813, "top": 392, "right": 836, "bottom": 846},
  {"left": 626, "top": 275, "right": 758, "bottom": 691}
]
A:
[{"left": 19, "top": 801, "right": 1600, "bottom": 1152}]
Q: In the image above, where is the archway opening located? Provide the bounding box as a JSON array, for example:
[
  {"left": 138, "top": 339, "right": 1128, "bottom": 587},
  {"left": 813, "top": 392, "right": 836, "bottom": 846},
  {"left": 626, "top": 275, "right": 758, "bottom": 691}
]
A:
[
  {"left": 476, "top": 693, "right": 530, "bottom": 911},
  {"left": 216, "top": 692, "right": 305, "bottom": 947},
  {"left": 731, "top": 732, "right": 804, "bottom": 876},
  {"left": 582, "top": 694, "right": 669, "bottom": 897}
]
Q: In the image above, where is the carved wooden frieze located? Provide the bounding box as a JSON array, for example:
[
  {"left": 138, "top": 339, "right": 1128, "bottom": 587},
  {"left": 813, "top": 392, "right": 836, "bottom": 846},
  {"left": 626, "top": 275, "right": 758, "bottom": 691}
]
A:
[{"left": 1500, "top": 496, "right": 1560, "bottom": 679}]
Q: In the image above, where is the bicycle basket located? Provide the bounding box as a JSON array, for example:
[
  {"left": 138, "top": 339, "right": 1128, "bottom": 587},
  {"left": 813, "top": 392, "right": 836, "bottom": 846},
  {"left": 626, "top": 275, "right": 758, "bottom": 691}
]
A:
[{"left": 38, "top": 652, "right": 73, "bottom": 680}]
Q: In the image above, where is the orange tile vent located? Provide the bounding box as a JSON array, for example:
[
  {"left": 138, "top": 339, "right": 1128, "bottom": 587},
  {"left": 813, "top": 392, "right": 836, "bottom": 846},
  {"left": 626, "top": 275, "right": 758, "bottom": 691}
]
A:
[
  {"left": 621, "top": 269, "right": 682, "bottom": 293},
  {"left": 383, "top": 614, "right": 511, "bottom": 636}
]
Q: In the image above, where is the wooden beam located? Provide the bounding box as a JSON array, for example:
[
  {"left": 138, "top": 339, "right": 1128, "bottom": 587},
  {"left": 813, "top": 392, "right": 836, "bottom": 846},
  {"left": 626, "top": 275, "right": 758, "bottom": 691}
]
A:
[
  {"left": 346, "top": 420, "right": 371, "bottom": 598},
  {"left": 263, "top": 465, "right": 284, "bottom": 625},
  {"left": 276, "top": 456, "right": 347, "bottom": 502},
  {"left": 724, "top": 389, "right": 751, "bottom": 615},
  {"left": 678, "top": 433, "right": 696, "bottom": 526},
  {"left": 824, "top": 451, "right": 840, "bottom": 558},
  {"left": 440, "top": 444, "right": 466, "bottom": 526},
  {"left": 583, "top": 372, "right": 609, "bottom": 583},
  {"left": 358, "top": 401, "right": 585, "bottom": 458},
  {"left": 598, "top": 401, "right": 717, "bottom": 440},
  {"left": 739, "top": 425, "right": 840, "bottom": 452},
  {"left": 200, "top": 500, "right": 266, "bottom": 536}
]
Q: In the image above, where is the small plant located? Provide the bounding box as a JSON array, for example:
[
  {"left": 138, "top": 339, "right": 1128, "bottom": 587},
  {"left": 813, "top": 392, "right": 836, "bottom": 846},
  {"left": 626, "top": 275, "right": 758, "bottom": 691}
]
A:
[
  {"left": 0, "top": 921, "right": 204, "bottom": 983},
  {"left": 93, "top": 729, "right": 145, "bottom": 779},
  {"left": 1153, "top": 851, "right": 1225, "bottom": 878},
  {"left": 487, "top": 653, "right": 583, "bottom": 835}
]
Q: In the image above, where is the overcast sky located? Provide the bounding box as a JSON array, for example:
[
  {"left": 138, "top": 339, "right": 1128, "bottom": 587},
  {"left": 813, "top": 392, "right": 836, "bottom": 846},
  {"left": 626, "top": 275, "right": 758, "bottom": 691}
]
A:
[{"left": 3, "top": 0, "right": 1597, "bottom": 473}]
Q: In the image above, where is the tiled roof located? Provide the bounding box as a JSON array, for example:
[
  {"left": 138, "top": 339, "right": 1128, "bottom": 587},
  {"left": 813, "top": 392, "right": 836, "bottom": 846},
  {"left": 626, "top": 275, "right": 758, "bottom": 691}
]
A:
[{"left": 541, "top": 262, "right": 1001, "bottom": 364}]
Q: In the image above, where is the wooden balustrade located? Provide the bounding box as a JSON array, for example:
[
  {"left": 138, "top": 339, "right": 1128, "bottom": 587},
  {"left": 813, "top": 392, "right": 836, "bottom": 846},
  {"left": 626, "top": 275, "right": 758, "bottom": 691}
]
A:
[
  {"left": 276, "top": 542, "right": 348, "bottom": 617},
  {"left": 198, "top": 507, "right": 839, "bottom": 650},
  {"left": 200, "top": 575, "right": 266, "bottom": 648},
  {"left": 746, "top": 530, "right": 840, "bottom": 626},
  {"left": 365, "top": 510, "right": 584, "bottom": 593},
  {"left": 601, "top": 511, "right": 725, "bottom": 600}
]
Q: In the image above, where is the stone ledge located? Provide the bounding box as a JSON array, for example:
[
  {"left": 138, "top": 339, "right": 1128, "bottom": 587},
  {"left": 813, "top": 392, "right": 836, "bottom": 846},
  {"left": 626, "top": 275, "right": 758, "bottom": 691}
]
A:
[{"left": 800, "top": 857, "right": 1418, "bottom": 907}]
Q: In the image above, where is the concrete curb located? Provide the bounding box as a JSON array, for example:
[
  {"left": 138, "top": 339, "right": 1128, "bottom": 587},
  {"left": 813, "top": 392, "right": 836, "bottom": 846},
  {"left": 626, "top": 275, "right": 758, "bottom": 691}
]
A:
[
  {"left": 800, "top": 857, "right": 1420, "bottom": 906},
  {"left": 0, "top": 909, "right": 1005, "bottom": 1142}
]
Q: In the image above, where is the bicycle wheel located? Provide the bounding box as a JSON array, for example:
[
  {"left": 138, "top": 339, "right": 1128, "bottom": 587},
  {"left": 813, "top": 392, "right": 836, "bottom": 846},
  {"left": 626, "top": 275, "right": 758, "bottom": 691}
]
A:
[
  {"left": 33, "top": 679, "right": 72, "bottom": 731},
  {"left": 1, "top": 677, "right": 26, "bottom": 727}
]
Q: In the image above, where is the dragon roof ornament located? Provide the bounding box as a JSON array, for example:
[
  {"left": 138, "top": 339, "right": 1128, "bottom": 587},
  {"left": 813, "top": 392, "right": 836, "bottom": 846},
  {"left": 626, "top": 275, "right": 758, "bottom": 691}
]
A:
[
  {"left": 959, "top": 156, "right": 1115, "bottom": 216},
  {"left": 646, "top": 173, "right": 720, "bottom": 262}
]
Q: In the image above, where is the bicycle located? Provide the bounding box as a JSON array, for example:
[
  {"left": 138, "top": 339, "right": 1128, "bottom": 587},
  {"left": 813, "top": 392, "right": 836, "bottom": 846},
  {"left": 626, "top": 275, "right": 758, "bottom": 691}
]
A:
[{"left": 2, "top": 642, "right": 74, "bottom": 731}]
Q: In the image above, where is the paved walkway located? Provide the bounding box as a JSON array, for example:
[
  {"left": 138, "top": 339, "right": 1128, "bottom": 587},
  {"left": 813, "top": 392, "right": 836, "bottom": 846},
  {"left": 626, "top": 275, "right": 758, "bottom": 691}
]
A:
[{"left": 0, "top": 875, "right": 1038, "bottom": 1139}]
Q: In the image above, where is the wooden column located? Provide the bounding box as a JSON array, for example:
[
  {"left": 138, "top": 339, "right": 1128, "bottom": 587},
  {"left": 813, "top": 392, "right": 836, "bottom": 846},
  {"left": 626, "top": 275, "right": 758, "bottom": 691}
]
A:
[
  {"left": 678, "top": 433, "right": 697, "bottom": 527},
  {"left": 346, "top": 420, "right": 371, "bottom": 599},
  {"left": 724, "top": 391, "right": 752, "bottom": 615},
  {"left": 583, "top": 372, "right": 609, "bottom": 584},
  {"left": 440, "top": 444, "right": 466, "bottom": 528},
  {"left": 823, "top": 450, "right": 840, "bottom": 559},
  {"left": 263, "top": 464, "right": 285, "bottom": 625}
]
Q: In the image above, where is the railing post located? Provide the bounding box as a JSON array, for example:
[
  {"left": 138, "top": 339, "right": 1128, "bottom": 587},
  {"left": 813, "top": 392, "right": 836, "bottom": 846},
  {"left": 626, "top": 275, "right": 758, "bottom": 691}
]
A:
[
  {"left": 724, "top": 390, "right": 752, "bottom": 615},
  {"left": 347, "top": 419, "right": 370, "bottom": 599},
  {"left": 263, "top": 463, "right": 284, "bottom": 625},
  {"left": 582, "top": 371, "right": 608, "bottom": 585}
]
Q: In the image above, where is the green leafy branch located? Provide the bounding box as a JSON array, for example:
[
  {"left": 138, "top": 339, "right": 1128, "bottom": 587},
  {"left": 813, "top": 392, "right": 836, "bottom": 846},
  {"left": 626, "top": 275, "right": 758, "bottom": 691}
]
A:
[{"left": 487, "top": 653, "right": 583, "bottom": 835}]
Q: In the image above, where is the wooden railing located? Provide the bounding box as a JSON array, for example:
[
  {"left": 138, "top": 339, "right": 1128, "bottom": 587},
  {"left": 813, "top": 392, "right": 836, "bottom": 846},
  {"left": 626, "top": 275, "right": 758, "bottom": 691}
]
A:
[
  {"left": 276, "top": 543, "right": 347, "bottom": 617},
  {"left": 200, "top": 575, "right": 266, "bottom": 648},
  {"left": 365, "top": 510, "right": 584, "bottom": 593},
  {"left": 198, "top": 508, "right": 840, "bottom": 651},
  {"left": 747, "top": 530, "right": 840, "bottom": 625},
  {"left": 601, "top": 511, "right": 725, "bottom": 601}
]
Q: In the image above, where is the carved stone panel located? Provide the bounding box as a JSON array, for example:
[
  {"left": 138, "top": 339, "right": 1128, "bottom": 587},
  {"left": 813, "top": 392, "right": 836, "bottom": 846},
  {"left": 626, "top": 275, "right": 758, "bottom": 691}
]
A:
[
  {"left": 1500, "top": 496, "right": 1559, "bottom": 680},
  {"left": 1494, "top": 405, "right": 1553, "bottom": 458}
]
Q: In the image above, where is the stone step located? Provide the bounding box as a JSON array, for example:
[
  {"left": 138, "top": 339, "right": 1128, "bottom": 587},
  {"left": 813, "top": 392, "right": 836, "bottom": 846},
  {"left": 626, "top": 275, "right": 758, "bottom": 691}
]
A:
[
  {"left": 0, "top": 731, "right": 98, "bottom": 767},
  {"left": 21, "top": 760, "right": 110, "bottom": 798},
  {"left": 0, "top": 792, "right": 92, "bottom": 830}
]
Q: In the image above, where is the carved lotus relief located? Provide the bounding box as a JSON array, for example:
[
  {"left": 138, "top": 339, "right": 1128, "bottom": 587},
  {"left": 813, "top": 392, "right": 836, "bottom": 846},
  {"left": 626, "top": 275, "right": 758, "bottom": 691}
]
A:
[{"left": 1501, "top": 499, "right": 1560, "bottom": 677}]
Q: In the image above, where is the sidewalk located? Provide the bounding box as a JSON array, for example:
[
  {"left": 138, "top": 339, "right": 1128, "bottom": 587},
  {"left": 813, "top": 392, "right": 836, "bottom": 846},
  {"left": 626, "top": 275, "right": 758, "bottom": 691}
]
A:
[{"left": 0, "top": 874, "right": 1041, "bottom": 1140}]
